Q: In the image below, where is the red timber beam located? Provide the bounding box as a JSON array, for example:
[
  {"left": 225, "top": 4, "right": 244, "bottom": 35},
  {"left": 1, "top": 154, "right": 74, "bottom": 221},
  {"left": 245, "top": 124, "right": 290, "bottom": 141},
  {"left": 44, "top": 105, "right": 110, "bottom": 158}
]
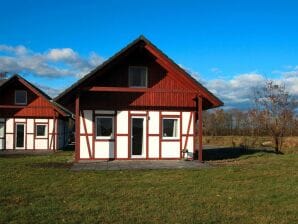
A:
[
  {"left": 198, "top": 96, "right": 203, "bottom": 162},
  {"left": 81, "top": 110, "right": 92, "bottom": 159},
  {"left": 75, "top": 94, "right": 80, "bottom": 161},
  {"left": 84, "top": 86, "right": 196, "bottom": 94},
  {"left": 183, "top": 112, "right": 193, "bottom": 152}
]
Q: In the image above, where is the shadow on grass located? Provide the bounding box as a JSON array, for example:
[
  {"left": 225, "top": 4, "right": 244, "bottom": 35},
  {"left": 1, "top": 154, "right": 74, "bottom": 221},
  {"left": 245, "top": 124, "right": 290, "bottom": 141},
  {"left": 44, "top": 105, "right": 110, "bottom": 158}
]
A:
[
  {"left": 0, "top": 153, "right": 52, "bottom": 159},
  {"left": 203, "top": 147, "right": 277, "bottom": 161}
]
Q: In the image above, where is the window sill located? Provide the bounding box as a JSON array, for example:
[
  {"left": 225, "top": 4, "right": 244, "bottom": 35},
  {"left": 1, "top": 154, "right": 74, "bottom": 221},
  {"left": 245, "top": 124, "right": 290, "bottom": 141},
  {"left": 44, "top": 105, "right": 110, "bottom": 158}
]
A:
[
  {"left": 96, "top": 136, "right": 114, "bottom": 140},
  {"left": 162, "top": 137, "right": 180, "bottom": 140},
  {"left": 35, "top": 136, "right": 47, "bottom": 139}
]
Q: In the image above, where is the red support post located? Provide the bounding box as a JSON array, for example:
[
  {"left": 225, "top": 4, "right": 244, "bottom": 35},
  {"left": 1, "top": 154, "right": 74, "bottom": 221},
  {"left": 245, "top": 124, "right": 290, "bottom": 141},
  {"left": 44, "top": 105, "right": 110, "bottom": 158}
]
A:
[
  {"left": 75, "top": 94, "right": 80, "bottom": 161},
  {"left": 198, "top": 96, "right": 203, "bottom": 162}
]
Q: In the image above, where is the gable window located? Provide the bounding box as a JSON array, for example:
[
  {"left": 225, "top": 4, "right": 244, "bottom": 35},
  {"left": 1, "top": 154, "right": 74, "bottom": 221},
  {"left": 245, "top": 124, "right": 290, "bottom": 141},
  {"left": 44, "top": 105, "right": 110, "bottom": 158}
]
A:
[
  {"left": 128, "top": 66, "right": 148, "bottom": 87},
  {"left": 96, "top": 116, "right": 114, "bottom": 138},
  {"left": 162, "top": 118, "right": 179, "bottom": 138},
  {"left": 36, "top": 124, "right": 47, "bottom": 138},
  {"left": 15, "top": 90, "right": 27, "bottom": 105}
]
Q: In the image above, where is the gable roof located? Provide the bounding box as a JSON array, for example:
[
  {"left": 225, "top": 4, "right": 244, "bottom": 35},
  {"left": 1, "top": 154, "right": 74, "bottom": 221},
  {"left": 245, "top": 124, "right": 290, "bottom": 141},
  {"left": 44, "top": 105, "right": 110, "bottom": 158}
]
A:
[
  {"left": 55, "top": 35, "right": 223, "bottom": 108},
  {"left": 0, "top": 79, "right": 7, "bottom": 86},
  {"left": 0, "top": 74, "right": 72, "bottom": 117}
]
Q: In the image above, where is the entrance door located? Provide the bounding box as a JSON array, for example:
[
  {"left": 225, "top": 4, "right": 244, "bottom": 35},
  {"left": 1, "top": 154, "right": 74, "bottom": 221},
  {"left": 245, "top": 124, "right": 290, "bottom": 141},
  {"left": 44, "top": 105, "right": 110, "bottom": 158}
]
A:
[
  {"left": 15, "top": 123, "right": 25, "bottom": 149},
  {"left": 131, "top": 117, "right": 146, "bottom": 158}
]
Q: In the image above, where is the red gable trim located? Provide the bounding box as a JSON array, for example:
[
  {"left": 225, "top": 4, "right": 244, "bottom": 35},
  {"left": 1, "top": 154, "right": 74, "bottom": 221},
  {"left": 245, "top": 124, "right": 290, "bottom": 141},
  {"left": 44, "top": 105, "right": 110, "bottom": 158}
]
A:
[{"left": 55, "top": 35, "right": 223, "bottom": 109}]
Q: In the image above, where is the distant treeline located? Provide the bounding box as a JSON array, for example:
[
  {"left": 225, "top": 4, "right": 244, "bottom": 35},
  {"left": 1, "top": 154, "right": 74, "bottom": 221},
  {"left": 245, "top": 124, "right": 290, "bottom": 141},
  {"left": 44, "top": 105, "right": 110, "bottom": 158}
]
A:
[{"left": 203, "top": 109, "right": 298, "bottom": 136}]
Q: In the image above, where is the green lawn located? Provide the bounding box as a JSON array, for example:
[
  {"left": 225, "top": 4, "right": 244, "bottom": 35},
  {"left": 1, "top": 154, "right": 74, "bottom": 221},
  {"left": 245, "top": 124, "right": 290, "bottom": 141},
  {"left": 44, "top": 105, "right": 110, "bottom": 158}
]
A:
[{"left": 1, "top": 150, "right": 297, "bottom": 224}]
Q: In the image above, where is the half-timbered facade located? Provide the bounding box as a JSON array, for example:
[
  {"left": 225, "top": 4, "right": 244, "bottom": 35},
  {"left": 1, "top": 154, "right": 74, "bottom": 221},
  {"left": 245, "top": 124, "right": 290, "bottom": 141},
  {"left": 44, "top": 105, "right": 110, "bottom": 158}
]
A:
[
  {"left": 55, "top": 36, "right": 223, "bottom": 161},
  {"left": 0, "top": 75, "right": 71, "bottom": 150}
]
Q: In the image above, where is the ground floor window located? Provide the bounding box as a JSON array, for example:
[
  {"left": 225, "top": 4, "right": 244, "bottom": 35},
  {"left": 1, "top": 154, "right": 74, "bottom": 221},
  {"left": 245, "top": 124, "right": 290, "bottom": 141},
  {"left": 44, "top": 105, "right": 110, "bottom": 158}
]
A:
[
  {"left": 96, "top": 116, "right": 114, "bottom": 138},
  {"left": 36, "top": 124, "right": 47, "bottom": 137},
  {"left": 162, "top": 118, "right": 179, "bottom": 138}
]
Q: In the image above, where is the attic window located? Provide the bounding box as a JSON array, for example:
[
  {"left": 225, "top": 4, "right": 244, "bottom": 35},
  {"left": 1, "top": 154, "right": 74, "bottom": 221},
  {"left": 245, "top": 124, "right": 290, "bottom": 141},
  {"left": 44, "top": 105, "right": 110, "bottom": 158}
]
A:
[
  {"left": 128, "top": 66, "right": 148, "bottom": 87},
  {"left": 15, "top": 90, "right": 27, "bottom": 105}
]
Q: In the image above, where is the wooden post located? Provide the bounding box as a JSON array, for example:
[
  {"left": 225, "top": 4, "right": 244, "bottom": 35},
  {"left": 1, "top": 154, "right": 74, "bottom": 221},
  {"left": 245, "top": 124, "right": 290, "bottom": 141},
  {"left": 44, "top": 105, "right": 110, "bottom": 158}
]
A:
[
  {"left": 198, "top": 96, "right": 203, "bottom": 162},
  {"left": 75, "top": 94, "right": 80, "bottom": 161}
]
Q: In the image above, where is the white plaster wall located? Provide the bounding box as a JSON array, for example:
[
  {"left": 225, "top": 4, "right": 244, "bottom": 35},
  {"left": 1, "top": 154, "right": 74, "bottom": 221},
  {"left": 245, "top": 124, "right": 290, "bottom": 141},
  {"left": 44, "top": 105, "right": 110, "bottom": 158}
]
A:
[
  {"left": 161, "top": 141, "right": 180, "bottom": 158},
  {"left": 148, "top": 111, "right": 159, "bottom": 134},
  {"left": 80, "top": 136, "right": 90, "bottom": 158},
  {"left": 130, "top": 111, "right": 146, "bottom": 114},
  {"left": 6, "top": 119, "right": 13, "bottom": 133},
  {"left": 117, "top": 136, "right": 128, "bottom": 158},
  {"left": 161, "top": 111, "right": 180, "bottom": 115},
  {"left": 80, "top": 110, "right": 93, "bottom": 134},
  {"left": 148, "top": 136, "right": 159, "bottom": 158},
  {"left": 5, "top": 134, "right": 13, "bottom": 149},
  {"left": 35, "top": 139, "right": 48, "bottom": 150},
  {"left": 27, "top": 119, "right": 34, "bottom": 134},
  {"left": 94, "top": 141, "right": 114, "bottom": 159},
  {"left": 182, "top": 112, "right": 194, "bottom": 135},
  {"left": 35, "top": 119, "right": 48, "bottom": 123},
  {"left": 48, "top": 118, "right": 55, "bottom": 150},
  {"left": 15, "top": 118, "right": 26, "bottom": 122},
  {"left": 27, "top": 134, "right": 34, "bottom": 149},
  {"left": 49, "top": 119, "right": 53, "bottom": 134},
  {"left": 117, "top": 111, "right": 128, "bottom": 134},
  {"left": 0, "top": 117, "right": 67, "bottom": 150}
]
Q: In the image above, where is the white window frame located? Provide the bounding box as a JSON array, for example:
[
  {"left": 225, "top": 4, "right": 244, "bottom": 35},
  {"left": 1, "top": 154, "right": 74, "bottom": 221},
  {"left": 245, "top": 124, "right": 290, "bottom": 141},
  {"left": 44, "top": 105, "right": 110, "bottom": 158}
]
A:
[
  {"left": 128, "top": 66, "right": 148, "bottom": 88},
  {"left": 162, "top": 118, "right": 180, "bottom": 139},
  {"left": 15, "top": 90, "right": 27, "bottom": 105},
  {"left": 95, "top": 116, "right": 114, "bottom": 139},
  {"left": 35, "top": 124, "right": 48, "bottom": 138}
]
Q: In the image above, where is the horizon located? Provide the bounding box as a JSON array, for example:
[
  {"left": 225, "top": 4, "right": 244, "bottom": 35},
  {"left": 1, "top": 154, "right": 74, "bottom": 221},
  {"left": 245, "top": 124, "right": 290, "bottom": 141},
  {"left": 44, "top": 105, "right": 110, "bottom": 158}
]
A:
[{"left": 1, "top": 0, "right": 298, "bottom": 109}]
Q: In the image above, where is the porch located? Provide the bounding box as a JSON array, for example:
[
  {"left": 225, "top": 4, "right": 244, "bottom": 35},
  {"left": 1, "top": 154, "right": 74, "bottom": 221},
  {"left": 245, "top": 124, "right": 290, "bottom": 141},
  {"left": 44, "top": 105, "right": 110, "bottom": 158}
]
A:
[{"left": 71, "top": 159, "right": 210, "bottom": 171}]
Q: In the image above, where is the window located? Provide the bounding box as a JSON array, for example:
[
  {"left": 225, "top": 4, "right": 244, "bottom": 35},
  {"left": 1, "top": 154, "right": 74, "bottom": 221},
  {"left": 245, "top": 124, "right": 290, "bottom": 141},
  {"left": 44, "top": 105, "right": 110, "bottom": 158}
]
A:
[
  {"left": 0, "top": 123, "right": 4, "bottom": 138},
  {"left": 96, "top": 117, "right": 114, "bottom": 138},
  {"left": 162, "top": 118, "right": 178, "bottom": 138},
  {"left": 128, "top": 66, "right": 148, "bottom": 87},
  {"left": 15, "top": 90, "right": 27, "bottom": 105},
  {"left": 36, "top": 124, "right": 47, "bottom": 137}
]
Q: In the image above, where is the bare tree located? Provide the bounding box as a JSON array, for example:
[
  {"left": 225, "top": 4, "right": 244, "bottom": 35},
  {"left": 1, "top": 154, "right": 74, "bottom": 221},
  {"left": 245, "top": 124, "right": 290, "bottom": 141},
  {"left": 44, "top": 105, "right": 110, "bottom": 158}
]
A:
[{"left": 253, "top": 81, "right": 297, "bottom": 153}]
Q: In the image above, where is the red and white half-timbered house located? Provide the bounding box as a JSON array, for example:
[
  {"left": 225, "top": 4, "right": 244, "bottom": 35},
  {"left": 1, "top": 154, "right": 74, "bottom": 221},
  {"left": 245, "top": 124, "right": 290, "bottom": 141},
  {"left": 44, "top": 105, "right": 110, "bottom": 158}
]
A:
[
  {"left": 0, "top": 75, "right": 71, "bottom": 151},
  {"left": 56, "top": 36, "right": 223, "bottom": 161}
]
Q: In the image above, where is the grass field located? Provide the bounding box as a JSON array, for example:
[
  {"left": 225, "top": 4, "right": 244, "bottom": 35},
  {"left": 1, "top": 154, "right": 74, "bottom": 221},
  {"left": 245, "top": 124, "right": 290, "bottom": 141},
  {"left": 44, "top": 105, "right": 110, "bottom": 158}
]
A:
[{"left": 1, "top": 149, "right": 297, "bottom": 224}]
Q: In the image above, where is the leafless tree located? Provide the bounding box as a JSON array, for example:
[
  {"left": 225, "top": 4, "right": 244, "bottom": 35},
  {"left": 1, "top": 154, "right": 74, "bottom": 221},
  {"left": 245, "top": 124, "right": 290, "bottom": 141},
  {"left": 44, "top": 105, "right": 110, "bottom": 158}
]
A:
[{"left": 253, "top": 81, "right": 297, "bottom": 153}]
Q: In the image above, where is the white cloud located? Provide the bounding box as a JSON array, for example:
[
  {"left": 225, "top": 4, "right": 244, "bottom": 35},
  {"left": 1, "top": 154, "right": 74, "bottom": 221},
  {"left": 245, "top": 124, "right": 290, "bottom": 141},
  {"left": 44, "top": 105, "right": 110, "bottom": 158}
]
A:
[
  {"left": 206, "top": 73, "right": 265, "bottom": 107},
  {"left": 0, "top": 44, "right": 28, "bottom": 55},
  {"left": 210, "top": 67, "right": 222, "bottom": 74},
  {"left": 46, "top": 48, "right": 78, "bottom": 61},
  {"left": 0, "top": 44, "right": 104, "bottom": 78},
  {"left": 36, "top": 83, "right": 62, "bottom": 98}
]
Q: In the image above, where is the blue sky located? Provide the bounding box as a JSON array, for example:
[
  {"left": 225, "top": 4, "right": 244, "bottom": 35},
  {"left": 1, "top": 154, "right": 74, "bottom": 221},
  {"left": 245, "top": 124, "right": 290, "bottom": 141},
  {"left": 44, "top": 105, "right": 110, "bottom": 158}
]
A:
[{"left": 1, "top": 0, "right": 298, "bottom": 108}]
